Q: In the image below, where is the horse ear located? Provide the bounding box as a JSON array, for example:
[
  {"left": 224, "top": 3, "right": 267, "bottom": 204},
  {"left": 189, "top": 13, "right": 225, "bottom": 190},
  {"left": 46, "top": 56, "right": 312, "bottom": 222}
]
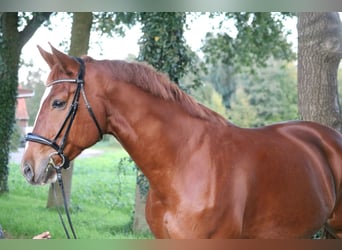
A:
[
  {"left": 37, "top": 45, "right": 55, "bottom": 69},
  {"left": 49, "top": 43, "right": 79, "bottom": 74}
]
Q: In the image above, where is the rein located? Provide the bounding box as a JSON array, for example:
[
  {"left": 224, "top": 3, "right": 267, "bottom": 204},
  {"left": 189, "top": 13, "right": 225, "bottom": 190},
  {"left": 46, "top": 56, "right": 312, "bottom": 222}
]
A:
[{"left": 25, "top": 57, "right": 103, "bottom": 239}]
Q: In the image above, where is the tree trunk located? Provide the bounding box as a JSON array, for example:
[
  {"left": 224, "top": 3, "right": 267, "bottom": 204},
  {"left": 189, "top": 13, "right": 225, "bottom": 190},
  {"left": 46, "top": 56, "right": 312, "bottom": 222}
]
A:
[
  {"left": 297, "top": 12, "right": 342, "bottom": 131},
  {"left": 69, "top": 12, "right": 93, "bottom": 56},
  {"left": 46, "top": 12, "right": 93, "bottom": 208},
  {"left": 0, "top": 12, "right": 51, "bottom": 194},
  {"left": 132, "top": 185, "right": 150, "bottom": 233},
  {"left": 0, "top": 13, "right": 18, "bottom": 193},
  {"left": 132, "top": 165, "right": 150, "bottom": 233}
]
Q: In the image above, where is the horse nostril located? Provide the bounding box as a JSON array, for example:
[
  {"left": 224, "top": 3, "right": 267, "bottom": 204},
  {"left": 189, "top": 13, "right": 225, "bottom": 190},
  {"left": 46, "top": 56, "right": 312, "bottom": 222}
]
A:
[{"left": 23, "top": 163, "right": 34, "bottom": 182}]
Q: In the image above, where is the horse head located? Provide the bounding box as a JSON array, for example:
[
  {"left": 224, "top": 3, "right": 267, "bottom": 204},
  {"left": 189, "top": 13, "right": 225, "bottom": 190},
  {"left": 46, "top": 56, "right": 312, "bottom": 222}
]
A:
[{"left": 21, "top": 44, "right": 103, "bottom": 185}]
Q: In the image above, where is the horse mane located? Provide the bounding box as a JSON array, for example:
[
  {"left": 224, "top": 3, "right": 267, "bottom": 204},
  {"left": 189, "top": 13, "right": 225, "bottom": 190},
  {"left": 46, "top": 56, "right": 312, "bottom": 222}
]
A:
[{"left": 83, "top": 56, "right": 228, "bottom": 125}]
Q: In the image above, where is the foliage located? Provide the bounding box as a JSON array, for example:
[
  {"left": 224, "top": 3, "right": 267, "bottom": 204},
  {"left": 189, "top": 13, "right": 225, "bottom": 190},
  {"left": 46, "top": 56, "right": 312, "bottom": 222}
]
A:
[
  {"left": 197, "top": 12, "right": 297, "bottom": 118},
  {"left": 92, "top": 12, "right": 137, "bottom": 37},
  {"left": 232, "top": 59, "right": 298, "bottom": 127},
  {"left": 202, "top": 12, "right": 296, "bottom": 73},
  {"left": 190, "top": 58, "right": 298, "bottom": 128},
  {"left": 186, "top": 58, "right": 298, "bottom": 128},
  {"left": 136, "top": 168, "right": 150, "bottom": 198},
  {"left": 138, "top": 12, "right": 200, "bottom": 89},
  {"left": 228, "top": 86, "right": 258, "bottom": 127},
  {"left": 189, "top": 81, "right": 228, "bottom": 117},
  {"left": 203, "top": 63, "right": 237, "bottom": 109},
  {"left": 9, "top": 123, "right": 21, "bottom": 151},
  {"left": 18, "top": 12, "right": 54, "bottom": 32},
  {"left": 115, "top": 156, "right": 136, "bottom": 207}
]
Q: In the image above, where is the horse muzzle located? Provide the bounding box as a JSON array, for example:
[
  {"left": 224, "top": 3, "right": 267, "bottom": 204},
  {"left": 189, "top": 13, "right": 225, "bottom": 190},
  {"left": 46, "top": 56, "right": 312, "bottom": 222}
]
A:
[
  {"left": 21, "top": 151, "right": 68, "bottom": 185},
  {"left": 21, "top": 160, "right": 57, "bottom": 185}
]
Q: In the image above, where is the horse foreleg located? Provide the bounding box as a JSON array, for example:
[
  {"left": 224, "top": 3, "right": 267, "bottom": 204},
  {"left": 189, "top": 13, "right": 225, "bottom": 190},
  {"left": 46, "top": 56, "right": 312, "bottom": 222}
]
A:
[{"left": 145, "top": 190, "right": 170, "bottom": 238}]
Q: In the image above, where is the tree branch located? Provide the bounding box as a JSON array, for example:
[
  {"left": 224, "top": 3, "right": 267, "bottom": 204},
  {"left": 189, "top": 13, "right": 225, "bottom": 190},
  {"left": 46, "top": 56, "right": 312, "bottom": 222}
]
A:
[{"left": 19, "top": 12, "right": 52, "bottom": 50}]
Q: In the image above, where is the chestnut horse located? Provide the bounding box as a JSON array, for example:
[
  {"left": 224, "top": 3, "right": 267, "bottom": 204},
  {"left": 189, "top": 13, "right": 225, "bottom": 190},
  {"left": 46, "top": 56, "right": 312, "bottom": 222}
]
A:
[{"left": 21, "top": 45, "right": 342, "bottom": 239}]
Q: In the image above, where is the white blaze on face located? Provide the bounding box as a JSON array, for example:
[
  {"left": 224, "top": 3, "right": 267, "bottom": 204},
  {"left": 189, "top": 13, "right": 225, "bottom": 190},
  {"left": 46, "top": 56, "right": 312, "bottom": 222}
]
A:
[
  {"left": 25, "top": 86, "right": 52, "bottom": 151},
  {"left": 33, "top": 85, "right": 52, "bottom": 127}
]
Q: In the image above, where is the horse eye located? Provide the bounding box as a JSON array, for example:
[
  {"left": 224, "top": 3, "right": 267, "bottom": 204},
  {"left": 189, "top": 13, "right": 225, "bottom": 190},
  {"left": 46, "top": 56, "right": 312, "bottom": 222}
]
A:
[{"left": 52, "top": 100, "right": 66, "bottom": 109}]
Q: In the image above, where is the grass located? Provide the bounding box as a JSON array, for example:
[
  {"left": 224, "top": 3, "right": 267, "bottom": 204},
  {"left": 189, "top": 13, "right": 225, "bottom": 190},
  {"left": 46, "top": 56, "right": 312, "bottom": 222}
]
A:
[{"left": 1, "top": 138, "right": 153, "bottom": 239}]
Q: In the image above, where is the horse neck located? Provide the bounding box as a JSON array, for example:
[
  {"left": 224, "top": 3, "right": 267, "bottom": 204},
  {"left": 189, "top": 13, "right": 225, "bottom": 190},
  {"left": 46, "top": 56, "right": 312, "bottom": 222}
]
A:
[{"left": 103, "top": 80, "right": 198, "bottom": 185}]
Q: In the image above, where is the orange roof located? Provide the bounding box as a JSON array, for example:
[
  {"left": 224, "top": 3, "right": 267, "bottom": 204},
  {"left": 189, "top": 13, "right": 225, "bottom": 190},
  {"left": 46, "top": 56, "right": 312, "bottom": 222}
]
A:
[
  {"left": 16, "top": 98, "right": 29, "bottom": 120},
  {"left": 16, "top": 86, "right": 34, "bottom": 121}
]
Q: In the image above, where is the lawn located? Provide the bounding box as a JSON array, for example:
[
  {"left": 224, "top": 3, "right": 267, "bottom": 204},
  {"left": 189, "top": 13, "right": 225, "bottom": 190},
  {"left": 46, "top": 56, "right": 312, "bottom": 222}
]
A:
[{"left": 0, "top": 138, "right": 153, "bottom": 239}]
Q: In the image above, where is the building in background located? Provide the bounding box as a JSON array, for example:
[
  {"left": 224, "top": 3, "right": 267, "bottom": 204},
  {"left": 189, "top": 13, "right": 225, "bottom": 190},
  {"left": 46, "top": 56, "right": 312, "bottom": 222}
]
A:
[{"left": 16, "top": 86, "right": 34, "bottom": 145}]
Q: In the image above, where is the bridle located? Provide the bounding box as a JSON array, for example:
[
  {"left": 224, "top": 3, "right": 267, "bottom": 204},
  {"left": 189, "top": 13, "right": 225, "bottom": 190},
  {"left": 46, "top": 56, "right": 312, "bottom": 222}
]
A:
[
  {"left": 26, "top": 57, "right": 102, "bottom": 169},
  {"left": 25, "top": 57, "right": 103, "bottom": 239}
]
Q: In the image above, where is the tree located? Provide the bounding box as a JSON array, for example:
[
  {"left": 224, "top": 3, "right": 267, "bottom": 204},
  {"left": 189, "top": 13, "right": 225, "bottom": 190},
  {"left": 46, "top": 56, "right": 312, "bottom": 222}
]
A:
[
  {"left": 69, "top": 12, "right": 93, "bottom": 56},
  {"left": 138, "top": 12, "right": 195, "bottom": 85},
  {"left": 204, "top": 63, "right": 236, "bottom": 109},
  {"left": 202, "top": 12, "right": 296, "bottom": 106},
  {"left": 298, "top": 12, "right": 342, "bottom": 132},
  {"left": 228, "top": 86, "right": 258, "bottom": 127},
  {"left": 0, "top": 12, "right": 51, "bottom": 193},
  {"left": 92, "top": 12, "right": 137, "bottom": 37},
  {"left": 203, "top": 13, "right": 295, "bottom": 68},
  {"left": 46, "top": 12, "right": 93, "bottom": 208},
  {"left": 233, "top": 59, "right": 298, "bottom": 127},
  {"left": 189, "top": 81, "right": 227, "bottom": 117}
]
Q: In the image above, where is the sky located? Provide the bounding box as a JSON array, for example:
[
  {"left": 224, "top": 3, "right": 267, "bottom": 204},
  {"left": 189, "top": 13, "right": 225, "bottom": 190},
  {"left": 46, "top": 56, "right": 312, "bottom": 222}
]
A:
[{"left": 18, "top": 13, "right": 298, "bottom": 84}]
